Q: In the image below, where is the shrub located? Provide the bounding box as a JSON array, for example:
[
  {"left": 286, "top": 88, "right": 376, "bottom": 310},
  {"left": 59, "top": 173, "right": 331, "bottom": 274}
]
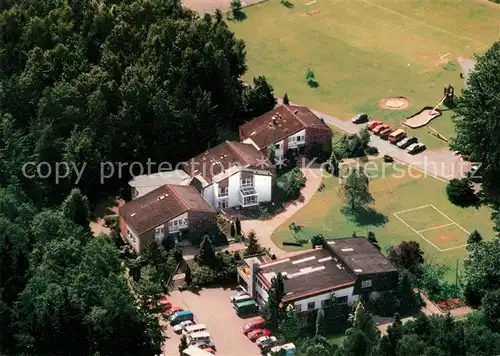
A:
[
  {"left": 446, "top": 178, "right": 479, "bottom": 207},
  {"left": 103, "top": 214, "right": 119, "bottom": 226},
  {"left": 365, "top": 146, "right": 379, "bottom": 155},
  {"left": 305, "top": 68, "right": 318, "bottom": 87},
  {"left": 317, "top": 182, "right": 325, "bottom": 192},
  {"left": 311, "top": 234, "right": 325, "bottom": 247},
  {"left": 306, "top": 142, "right": 330, "bottom": 163},
  {"left": 185, "top": 219, "right": 228, "bottom": 247},
  {"left": 230, "top": 0, "right": 241, "bottom": 13},
  {"left": 277, "top": 167, "right": 306, "bottom": 201},
  {"left": 283, "top": 92, "right": 289, "bottom": 104}
]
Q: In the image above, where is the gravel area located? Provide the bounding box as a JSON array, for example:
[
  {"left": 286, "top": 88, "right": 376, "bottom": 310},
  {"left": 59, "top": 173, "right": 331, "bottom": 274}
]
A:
[{"left": 457, "top": 57, "right": 476, "bottom": 85}]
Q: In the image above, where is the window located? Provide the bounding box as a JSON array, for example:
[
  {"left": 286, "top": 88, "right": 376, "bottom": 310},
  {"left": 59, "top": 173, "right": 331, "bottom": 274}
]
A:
[
  {"left": 155, "top": 226, "right": 164, "bottom": 235},
  {"left": 336, "top": 296, "right": 348, "bottom": 304},
  {"left": 241, "top": 177, "right": 253, "bottom": 188},
  {"left": 361, "top": 279, "right": 373, "bottom": 288},
  {"left": 243, "top": 195, "right": 258, "bottom": 206},
  {"left": 275, "top": 143, "right": 281, "bottom": 150},
  {"left": 168, "top": 218, "right": 188, "bottom": 230},
  {"left": 295, "top": 304, "right": 302, "bottom": 312},
  {"left": 218, "top": 187, "right": 228, "bottom": 197},
  {"left": 321, "top": 298, "right": 332, "bottom": 307},
  {"left": 127, "top": 229, "right": 136, "bottom": 242},
  {"left": 307, "top": 301, "right": 315, "bottom": 310},
  {"left": 218, "top": 199, "right": 229, "bottom": 209}
]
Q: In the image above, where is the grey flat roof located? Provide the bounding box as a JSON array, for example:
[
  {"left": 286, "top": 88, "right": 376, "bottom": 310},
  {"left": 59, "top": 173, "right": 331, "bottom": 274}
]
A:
[
  {"left": 257, "top": 248, "right": 355, "bottom": 300},
  {"left": 326, "top": 238, "right": 397, "bottom": 275}
]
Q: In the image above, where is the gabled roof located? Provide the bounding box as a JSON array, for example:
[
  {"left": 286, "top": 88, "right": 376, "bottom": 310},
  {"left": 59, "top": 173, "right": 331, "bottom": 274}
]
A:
[
  {"left": 119, "top": 184, "right": 214, "bottom": 234},
  {"left": 128, "top": 170, "right": 191, "bottom": 197},
  {"left": 239, "top": 104, "right": 330, "bottom": 150},
  {"left": 181, "top": 141, "right": 271, "bottom": 185}
]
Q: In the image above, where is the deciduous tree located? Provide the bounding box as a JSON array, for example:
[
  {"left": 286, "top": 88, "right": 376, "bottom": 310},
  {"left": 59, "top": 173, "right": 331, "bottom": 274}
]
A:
[
  {"left": 446, "top": 178, "right": 479, "bottom": 207},
  {"left": 388, "top": 241, "right": 424, "bottom": 279},
  {"left": 340, "top": 168, "right": 374, "bottom": 213}
]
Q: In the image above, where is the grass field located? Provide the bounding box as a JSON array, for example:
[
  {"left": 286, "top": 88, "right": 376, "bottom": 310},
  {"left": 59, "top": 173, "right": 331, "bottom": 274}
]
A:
[
  {"left": 271, "top": 160, "right": 494, "bottom": 281},
  {"left": 229, "top": 0, "right": 500, "bottom": 149}
]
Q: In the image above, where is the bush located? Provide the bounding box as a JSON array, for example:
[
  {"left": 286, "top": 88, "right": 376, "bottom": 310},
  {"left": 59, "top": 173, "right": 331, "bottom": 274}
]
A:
[
  {"left": 185, "top": 220, "right": 228, "bottom": 247},
  {"left": 317, "top": 182, "right": 325, "bottom": 192},
  {"left": 365, "top": 146, "right": 379, "bottom": 155},
  {"left": 311, "top": 234, "right": 325, "bottom": 247},
  {"left": 103, "top": 214, "right": 119, "bottom": 226},
  {"left": 306, "top": 142, "right": 330, "bottom": 163},
  {"left": 446, "top": 178, "right": 479, "bottom": 207},
  {"left": 305, "top": 68, "right": 318, "bottom": 87},
  {"left": 191, "top": 265, "right": 217, "bottom": 287},
  {"left": 277, "top": 167, "right": 306, "bottom": 201}
]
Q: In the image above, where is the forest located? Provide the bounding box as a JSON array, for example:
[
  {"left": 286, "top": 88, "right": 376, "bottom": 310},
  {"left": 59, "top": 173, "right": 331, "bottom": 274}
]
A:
[{"left": 0, "top": 0, "right": 275, "bottom": 354}]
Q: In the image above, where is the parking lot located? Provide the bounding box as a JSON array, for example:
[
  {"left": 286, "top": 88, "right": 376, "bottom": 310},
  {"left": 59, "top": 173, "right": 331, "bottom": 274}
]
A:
[{"left": 162, "top": 287, "right": 262, "bottom": 356}]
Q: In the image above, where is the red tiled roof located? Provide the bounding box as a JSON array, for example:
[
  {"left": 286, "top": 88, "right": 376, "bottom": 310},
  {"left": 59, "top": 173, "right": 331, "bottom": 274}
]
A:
[
  {"left": 239, "top": 104, "right": 330, "bottom": 149},
  {"left": 119, "top": 184, "right": 214, "bottom": 234},
  {"left": 181, "top": 141, "right": 270, "bottom": 184}
]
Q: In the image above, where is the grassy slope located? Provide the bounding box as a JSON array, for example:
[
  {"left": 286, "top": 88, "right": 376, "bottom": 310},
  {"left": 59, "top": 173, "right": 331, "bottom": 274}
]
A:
[
  {"left": 229, "top": 0, "right": 500, "bottom": 149},
  {"left": 271, "top": 160, "right": 494, "bottom": 281}
]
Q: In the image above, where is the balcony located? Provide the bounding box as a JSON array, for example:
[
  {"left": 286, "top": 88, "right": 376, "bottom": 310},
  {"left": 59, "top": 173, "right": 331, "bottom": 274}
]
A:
[{"left": 239, "top": 187, "right": 258, "bottom": 207}]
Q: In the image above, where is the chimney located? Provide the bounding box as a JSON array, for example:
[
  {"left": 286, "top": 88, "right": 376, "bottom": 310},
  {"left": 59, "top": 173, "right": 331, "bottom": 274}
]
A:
[{"left": 294, "top": 109, "right": 299, "bottom": 114}]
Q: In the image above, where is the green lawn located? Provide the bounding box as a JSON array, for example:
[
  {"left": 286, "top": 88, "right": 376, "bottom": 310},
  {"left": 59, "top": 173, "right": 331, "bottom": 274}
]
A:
[
  {"left": 229, "top": 0, "right": 500, "bottom": 149},
  {"left": 271, "top": 160, "right": 494, "bottom": 281}
]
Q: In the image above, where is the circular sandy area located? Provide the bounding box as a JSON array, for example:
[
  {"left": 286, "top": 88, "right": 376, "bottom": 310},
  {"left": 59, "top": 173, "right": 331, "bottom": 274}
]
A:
[{"left": 378, "top": 97, "right": 410, "bottom": 110}]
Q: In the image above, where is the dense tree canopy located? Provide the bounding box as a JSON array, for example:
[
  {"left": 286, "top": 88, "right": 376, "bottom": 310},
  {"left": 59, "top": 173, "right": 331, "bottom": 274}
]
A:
[
  {"left": 451, "top": 41, "right": 500, "bottom": 203},
  {"left": 0, "top": 0, "right": 274, "bottom": 208}
]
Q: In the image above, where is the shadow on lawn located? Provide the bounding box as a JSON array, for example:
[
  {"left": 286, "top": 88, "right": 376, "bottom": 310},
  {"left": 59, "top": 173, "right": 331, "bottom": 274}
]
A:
[{"left": 343, "top": 207, "right": 388, "bottom": 227}]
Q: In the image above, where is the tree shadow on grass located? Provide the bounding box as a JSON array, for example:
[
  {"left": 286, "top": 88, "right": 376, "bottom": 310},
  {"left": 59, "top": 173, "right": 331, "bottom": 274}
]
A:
[
  {"left": 342, "top": 207, "right": 388, "bottom": 227},
  {"left": 232, "top": 10, "right": 247, "bottom": 21},
  {"left": 283, "top": 1, "right": 294, "bottom": 8},
  {"left": 307, "top": 80, "right": 319, "bottom": 88}
]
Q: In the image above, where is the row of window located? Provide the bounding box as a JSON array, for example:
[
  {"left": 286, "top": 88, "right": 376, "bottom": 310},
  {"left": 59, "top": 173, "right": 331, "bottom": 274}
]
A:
[
  {"left": 288, "top": 135, "right": 305, "bottom": 144},
  {"left": 217, "top": 178, "right": 254, "bottom": 197},
  {"left": 294, "top": 295, "right": 348, "bottom": 312}
]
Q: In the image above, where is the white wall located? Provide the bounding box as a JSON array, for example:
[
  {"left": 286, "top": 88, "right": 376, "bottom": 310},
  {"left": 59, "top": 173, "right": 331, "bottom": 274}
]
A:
[
  {"left": 288, "top": 129, "right": 306, "bottom": 148},
  {"left": 168, "top": 212, "right": 188, "bottom": 232},
  {"left": 227, "top": 171, "right": 241, "bottom": 207},
  {"left": 292, "top": 286, "right": 358, "bottom": 312},
  {"left": 255, "top": 277, "right": 270, "bottom": 307},
  {"left": 254, "top": 174, "right": 272, "bottom": 203},
  {"left": 126, "top": 226, "right": 140, "bottom": 252},
  {"left": 274, "top": 139, "right": 284, "bottom": 158},
  {"left": 202, "top": 185, "right": 216, "bottom": 208}
]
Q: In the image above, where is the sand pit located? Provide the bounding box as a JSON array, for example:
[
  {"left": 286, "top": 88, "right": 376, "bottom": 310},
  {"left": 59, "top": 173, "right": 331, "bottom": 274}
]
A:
[
  {"left": 404, "top": 107, "right": 442, "bottom": 128},
  {"left": 378, "top": 97, "right": 410, "bottom": 110}
]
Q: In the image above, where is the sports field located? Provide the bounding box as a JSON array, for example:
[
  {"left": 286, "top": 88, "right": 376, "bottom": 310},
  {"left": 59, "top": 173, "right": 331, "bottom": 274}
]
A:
[
  {"left": 229, "top": 0, "right": 500, "bottom": 149},
  {"left": 271, "top": 160, "right": 494, "bottom": 281}
]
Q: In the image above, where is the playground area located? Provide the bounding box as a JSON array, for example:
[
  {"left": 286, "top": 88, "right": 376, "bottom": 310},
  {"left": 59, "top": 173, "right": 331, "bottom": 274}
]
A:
[
  {"left": 271, "top": 160, "right": 495, "bottom": 281},
  {"left": 230, "top": 0, "right": 500, "bottom": 149}
]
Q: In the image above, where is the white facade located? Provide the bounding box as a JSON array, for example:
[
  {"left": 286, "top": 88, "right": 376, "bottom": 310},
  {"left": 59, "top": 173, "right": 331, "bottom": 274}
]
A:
[
  {"left": 203, "top": 170, "right": 272, "bottom": 210},
  {"left": 292, "top": 287, "right": 359, "bottom": 312},
  {"left": 125, "top": 226, "right": 140, "bottom": 252},
  {"left": 287, "top": 129, "right": 306, "bottom": 149},
  {"left": 274, "top": 139, "right": 284, "bottom": 161},
  {"left": 167, "top": 212, "right": 188, "bottom": 233}
]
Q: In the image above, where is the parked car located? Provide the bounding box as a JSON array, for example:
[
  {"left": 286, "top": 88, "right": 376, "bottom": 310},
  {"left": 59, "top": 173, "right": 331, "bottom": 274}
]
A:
[
  {"left": 367, "top": 120, "right": 383, "bottom": 131},
  {"left": 407, "top": 143, "right": 426, "bottom": 154},
  {"left": 243, "top": 316, "right": 266, "bottom": 335},
  {"left": 229, "top": 287, "right": 248, "bottom": 303},
  {"left": 193, "top": 342, "right": 216, "bottom": 351},
  {"left": 164, "top": 306, "right": 183, "bottom": 317},
  {"left": 248, "top": 328, "right": 272, "bottom": 341},
  {"left": 389, "top": 129, "right": 406, "bottom": 143},
  {"left": 173, "top": 320, "right": 194, "bottom": 333},
  {"left": 397, "top": 136, "right": 418, "bottom": 149},
  {"left": 169, "top": 310, "right": 193, "bottom": 326},
  {"left": 257, "top": 335, "right": 279, "bottom": 349},
  {"left": 352, "top": 113, "right": 368, "bottom": 124},
  {"left": 379, "top": 127, "right": 393, "bottom": 140},
  {"left": 373, "top": 124, "right": 390, "bottom": 135}
]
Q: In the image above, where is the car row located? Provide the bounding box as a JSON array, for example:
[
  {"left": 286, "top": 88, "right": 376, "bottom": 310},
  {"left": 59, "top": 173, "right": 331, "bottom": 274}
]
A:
[
  {"left": 230, "top": 289, "right": 260, "bottom": 317},
  {"left": 242, "top": 316, "right": 297, "bottom": 355},
  {"left": 158, "top": 297, "right": 216, "bottom": 355},
  {"left": 362, "top": 118, "right": 426, "bottom": 155}
]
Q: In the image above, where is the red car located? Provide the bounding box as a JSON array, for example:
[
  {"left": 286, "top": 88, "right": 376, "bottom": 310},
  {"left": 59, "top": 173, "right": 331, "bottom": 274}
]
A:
[
  {"left": 367, "top": 120, "right": 383, "bottom": 131},
  {"left": 148, "top": 296, "right": 172, "bottom": 311},
  {"left": 247, "top": 328, "right": 272, "bottom": 341},
  {"left": 242, "top": 316, "right": 265, "bottom": 335},
  {"left": 373, "top": 124, "right": 389, "bottom": 135},
  {"left": 163, "top": 306, "right": 183, "bottom": 317}
]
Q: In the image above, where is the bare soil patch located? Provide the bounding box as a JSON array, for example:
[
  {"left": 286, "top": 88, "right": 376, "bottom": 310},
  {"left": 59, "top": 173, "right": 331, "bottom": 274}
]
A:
[
  {"left": 437, "top": 233, "right": 457, "bottom": 241},
  {"left": 404, "top": 108, "right": 441, "bottom": 128},
  {"left": 378, "top": 97, "right": 410, "bottom": 110}
]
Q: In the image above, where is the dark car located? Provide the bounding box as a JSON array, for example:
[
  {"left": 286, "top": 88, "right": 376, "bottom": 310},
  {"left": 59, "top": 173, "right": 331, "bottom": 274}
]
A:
[
  {"left": 352, "top": 113, "right": 368, "bottom": 124},
  {"left": 397, "top": 136, "right": 418, "bottom": 149},
  {"left": 379, "top": 128, "right": 393, "bottom": 140},
  {"left": 193, "top": 342, "right": 216, "bottom": 351}
]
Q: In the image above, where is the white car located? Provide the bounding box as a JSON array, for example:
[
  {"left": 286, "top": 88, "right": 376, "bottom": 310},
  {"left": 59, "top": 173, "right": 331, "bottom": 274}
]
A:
[
  {"left": 229, "top": 288, "right": 249, "bottom": 303},
  {"left": 256, "top": 335, "right": 278, "bottom": 348},
  {"left": 173, "top": 320, "right": 194, "bottom": 333}
]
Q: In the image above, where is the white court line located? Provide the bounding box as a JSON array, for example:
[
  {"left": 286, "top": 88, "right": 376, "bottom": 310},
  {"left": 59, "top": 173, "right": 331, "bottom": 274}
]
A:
[
  {"left": 394, "top": 204, "right": 431, "bottom": 216},
  {"left": 417, "top": 222, "right": 456, "bottom": 233},
  {"left": 392, "top": 159, "right": 448, "bottom": 183},
  {"left": 441, "top": 244, "right": 468, "bottom": 252},
  {"left": 430, "top": 204, "right": 471, "bottom": 235},
  {"left": 393, "top": 213, "right": 443, "bottom": 252}
]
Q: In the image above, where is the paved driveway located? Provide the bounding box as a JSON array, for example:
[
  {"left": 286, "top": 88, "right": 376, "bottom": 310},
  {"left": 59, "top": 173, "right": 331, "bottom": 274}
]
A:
[
  {"left": 163, "top": 288, "right": 261, "bottom": 356},
  {"left": 311, "top": 109, "right": 471, "bottom": 181}
]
